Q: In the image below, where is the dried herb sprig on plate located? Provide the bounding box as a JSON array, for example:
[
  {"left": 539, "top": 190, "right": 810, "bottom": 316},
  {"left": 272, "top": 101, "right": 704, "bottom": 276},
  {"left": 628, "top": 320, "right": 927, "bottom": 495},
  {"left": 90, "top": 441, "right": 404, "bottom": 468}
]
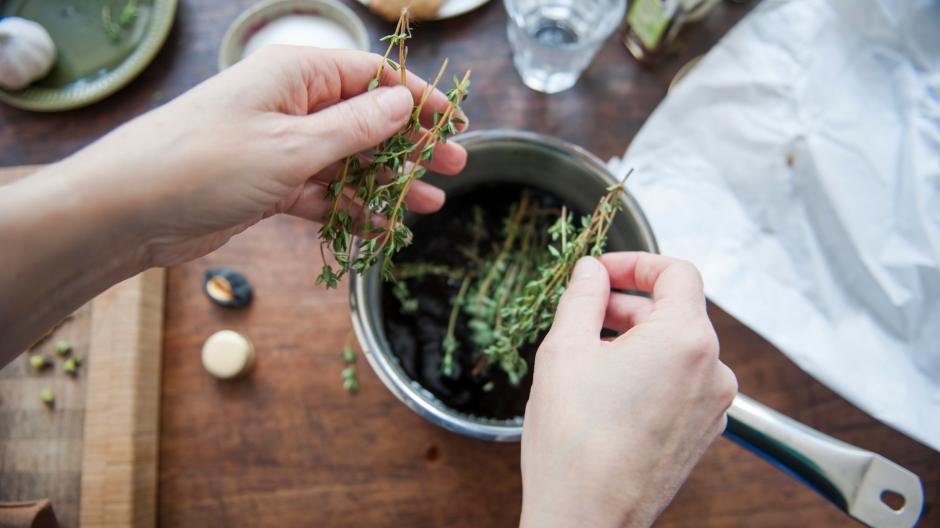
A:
[
  {"left": 316, "top": 10, "right": 471, "bottom": 289},
  {"left": 101, "top": 0, "right": 138, "bottom": 42}
]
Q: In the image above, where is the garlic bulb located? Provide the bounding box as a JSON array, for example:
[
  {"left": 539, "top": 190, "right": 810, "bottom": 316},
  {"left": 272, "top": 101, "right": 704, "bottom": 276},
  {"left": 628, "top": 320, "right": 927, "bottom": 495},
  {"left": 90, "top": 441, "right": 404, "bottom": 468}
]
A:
[{"left": 0, "top": 17, "right": 56, "bottom": 91}]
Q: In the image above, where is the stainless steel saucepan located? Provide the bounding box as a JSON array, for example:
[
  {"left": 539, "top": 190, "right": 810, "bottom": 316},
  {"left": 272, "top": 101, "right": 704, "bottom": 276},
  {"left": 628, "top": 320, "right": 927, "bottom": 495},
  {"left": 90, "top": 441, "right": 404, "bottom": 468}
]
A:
[{"left": 349, "top": 130, "right": 924, "bottom": 527}]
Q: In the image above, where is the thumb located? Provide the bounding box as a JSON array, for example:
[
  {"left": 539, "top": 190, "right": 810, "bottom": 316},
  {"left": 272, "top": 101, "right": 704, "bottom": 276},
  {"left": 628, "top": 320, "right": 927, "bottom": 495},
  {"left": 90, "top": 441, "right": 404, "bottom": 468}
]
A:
[
  {"left": 545, "top": 257, "right": 610, "bottom": 343},
  {"left": 296, "top": 85, "right": 413, "bottom": 170}
]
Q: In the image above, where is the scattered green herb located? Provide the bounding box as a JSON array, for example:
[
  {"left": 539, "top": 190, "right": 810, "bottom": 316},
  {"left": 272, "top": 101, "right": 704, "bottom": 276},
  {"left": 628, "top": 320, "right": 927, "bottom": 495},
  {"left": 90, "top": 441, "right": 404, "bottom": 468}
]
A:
[
  {"left": 341, "top": 336, "right": 359, "bottom": 392},
  {"left": 342, "top": 366, "right": 359, "bottom": 392},
  {"left": 63, "top": 357, "right": 79, "bottom": 375},
  {"left": 342, "top": 341, "right": 356, "bottom": 364},
  {"left": 40, "top": 388, "right": 54, "bottom": 406},
  {"left": 29, "top": 355, "right": 47, "bottom": 371},
  {"left": 55, "top": 339, "right": 71, "bottom": 356}
]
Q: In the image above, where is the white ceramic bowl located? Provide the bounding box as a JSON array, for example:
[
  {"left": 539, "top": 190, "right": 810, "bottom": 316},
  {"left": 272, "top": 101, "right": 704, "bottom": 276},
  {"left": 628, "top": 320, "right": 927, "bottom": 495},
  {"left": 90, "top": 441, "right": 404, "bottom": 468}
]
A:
[{"left": 219, "top": 0, "right": 370, "bottom": 70}]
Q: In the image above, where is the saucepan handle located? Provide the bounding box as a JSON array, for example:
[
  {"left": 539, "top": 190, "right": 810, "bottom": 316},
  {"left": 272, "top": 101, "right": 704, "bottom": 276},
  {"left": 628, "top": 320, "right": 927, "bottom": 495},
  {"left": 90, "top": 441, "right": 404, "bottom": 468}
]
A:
[{"left": 724, "top": 394, "right": 924, "bottom": 528}]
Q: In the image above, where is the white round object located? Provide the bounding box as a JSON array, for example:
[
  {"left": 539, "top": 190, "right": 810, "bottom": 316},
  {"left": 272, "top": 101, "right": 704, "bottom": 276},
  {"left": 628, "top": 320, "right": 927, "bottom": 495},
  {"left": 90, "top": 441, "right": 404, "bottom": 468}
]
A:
[
  {"left": 201, "top": 330, "right": 256, "bottom": 379},
  {"left": 242, "top": 15, "right": 359, "bottom": 58},
  {"left": 0, "top": 17, "right": 56, "bottom": 91},
  {"left": 218, "top": 0, "right": 370, "bottom": 70}
]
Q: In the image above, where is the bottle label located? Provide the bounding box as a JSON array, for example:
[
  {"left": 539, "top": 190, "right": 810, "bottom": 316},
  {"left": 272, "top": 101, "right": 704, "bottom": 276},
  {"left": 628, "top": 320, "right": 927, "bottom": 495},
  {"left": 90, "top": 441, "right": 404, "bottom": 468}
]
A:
[{"left": 628, "top": 0, "right": 678, "bottom": 50}]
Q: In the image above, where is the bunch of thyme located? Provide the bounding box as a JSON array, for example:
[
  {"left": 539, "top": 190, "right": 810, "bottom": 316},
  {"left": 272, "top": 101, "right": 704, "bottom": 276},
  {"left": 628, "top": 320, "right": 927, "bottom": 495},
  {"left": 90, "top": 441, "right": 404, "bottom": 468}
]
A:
[
  {"left": 462, "top": 193, "right": 544, "bottom": 354},
  {"left": 439, "top": 193, "right": 547, "bottom": 379},
  {"left": 389, "top": 176, "right": 630, "bottom": 385},
  {"left": 316, "top": 11, "right": 471, "bottom": 289},
  {"left": 479, "top": 172, "right": 632, "bottom": 384}
]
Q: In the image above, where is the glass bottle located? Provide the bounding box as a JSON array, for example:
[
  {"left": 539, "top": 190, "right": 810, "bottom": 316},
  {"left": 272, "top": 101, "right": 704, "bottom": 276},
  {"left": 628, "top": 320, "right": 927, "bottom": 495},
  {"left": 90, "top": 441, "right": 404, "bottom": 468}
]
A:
[{"left": 623, "top": 0, "right": 720, "bottom": 64}]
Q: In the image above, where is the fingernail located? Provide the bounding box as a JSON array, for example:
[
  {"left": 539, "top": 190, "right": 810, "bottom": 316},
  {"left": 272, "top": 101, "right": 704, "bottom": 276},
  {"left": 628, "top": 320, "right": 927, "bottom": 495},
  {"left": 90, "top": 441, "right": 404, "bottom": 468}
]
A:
[
  {"left": 377, "top": 86, "right": 412, "bottom": 122},
  {"left": 571, "top": 256, "right": 600, "bottom": 281},
  {"left": 426, "top": 185, "right": 445, "bottom": 205}
]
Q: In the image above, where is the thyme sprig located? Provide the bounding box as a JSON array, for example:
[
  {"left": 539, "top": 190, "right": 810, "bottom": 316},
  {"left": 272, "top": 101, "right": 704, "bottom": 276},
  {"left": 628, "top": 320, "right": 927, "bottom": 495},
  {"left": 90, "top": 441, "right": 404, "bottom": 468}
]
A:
[
  {"left": 463, "top": 192, "right": 544, "bottom": 353},
  {"left": 441, "top": 274, "right": 473, "bottom": 377},
  {"left": 316, "top": 10, "right": 471, "bottom": 289},
  {"left": 480, "top": 172, "right": 632, "bottom": 384}
]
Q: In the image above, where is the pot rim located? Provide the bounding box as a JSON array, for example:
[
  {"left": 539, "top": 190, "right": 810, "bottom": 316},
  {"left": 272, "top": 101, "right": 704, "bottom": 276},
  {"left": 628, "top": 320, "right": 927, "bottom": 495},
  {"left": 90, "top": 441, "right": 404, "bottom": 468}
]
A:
[{"left": 348, "top": 129, "right": 658, "bottom": 442}]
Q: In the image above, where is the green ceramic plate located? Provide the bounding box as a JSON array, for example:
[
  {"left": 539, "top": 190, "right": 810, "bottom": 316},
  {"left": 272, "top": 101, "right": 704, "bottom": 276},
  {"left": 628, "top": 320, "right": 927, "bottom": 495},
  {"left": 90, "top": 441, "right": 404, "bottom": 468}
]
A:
[{"left": 0, "top": 0, "right": 177, "bottom": 112}]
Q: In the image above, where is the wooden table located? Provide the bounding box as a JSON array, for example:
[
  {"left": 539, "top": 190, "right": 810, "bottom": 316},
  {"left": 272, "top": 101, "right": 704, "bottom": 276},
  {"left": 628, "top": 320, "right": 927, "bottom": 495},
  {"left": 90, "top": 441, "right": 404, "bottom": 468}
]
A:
[{"left": 2, "top": 1, "right": 938, "bottom": 526}]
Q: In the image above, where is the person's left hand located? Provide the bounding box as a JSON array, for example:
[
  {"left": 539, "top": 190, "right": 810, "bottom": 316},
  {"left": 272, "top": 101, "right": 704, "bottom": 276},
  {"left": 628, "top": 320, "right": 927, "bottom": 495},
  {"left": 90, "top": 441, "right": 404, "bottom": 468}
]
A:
[{"left": 60, "top": 45, "right": 468, "bottom": 267}]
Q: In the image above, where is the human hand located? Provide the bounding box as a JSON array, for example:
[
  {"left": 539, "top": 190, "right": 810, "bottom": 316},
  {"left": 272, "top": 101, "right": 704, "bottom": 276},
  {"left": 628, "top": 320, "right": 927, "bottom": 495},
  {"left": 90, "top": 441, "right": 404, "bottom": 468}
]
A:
[
  {"left": 62, "top": 46, "right": 468, "bottom": 267},
  {"left": 520, "top": 253, "right": 737, "bottom": 528}
]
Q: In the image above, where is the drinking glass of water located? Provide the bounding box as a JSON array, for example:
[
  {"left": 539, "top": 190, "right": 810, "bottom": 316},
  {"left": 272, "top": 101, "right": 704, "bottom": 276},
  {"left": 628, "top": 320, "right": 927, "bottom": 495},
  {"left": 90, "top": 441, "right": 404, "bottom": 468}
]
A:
[{"left": 505, "top": 0, "right": 627, "bottom": 93}]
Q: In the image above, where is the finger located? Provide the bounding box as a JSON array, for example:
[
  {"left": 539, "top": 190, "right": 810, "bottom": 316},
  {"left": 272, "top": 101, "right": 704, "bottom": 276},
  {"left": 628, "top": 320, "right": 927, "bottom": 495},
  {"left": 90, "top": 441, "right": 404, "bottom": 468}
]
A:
[
  {"left": 424, "top": 140, "right": 467, "bottom": 175},
  {"left": 285, "top": 179, "right": 385, "bottom": 233},
  {"left": 355, "top": 55, "right": 469, "bottom": 131},
  {"left": 604, "top": 292, "right": 654, "bottom": 332},
  {"left": 598, "top": 252, "right": 705, "bottom": 308},
  {"left": 292, "top": 85, "right": 414, "bottom": 172},
  {"left": 404, "top": 130, "right": 468, "bottom": 175},
  {"left": 288, "top": 170, "right": 442, "bottom": 225},
  {"left": 545, "top": 257, "right": 610, "bottom": 343},
  {"left": 310, "top": 157, "right": 447, "bottom": 214},
  {"left": 303, "top": 48, "right": 468, "bottom": 130},
  {"left": 311, "top": 139, "right": 465, "bottom": 187},
  {"left": 404, "top": 179, "right": 446, "bottom": 213}
]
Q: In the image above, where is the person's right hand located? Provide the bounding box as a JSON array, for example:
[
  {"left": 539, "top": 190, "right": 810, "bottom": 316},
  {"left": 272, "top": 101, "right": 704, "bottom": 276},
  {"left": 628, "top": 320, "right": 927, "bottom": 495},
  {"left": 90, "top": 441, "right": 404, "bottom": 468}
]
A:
[{"left": 520, "top": 252, "right": 738, "bottom": 528}]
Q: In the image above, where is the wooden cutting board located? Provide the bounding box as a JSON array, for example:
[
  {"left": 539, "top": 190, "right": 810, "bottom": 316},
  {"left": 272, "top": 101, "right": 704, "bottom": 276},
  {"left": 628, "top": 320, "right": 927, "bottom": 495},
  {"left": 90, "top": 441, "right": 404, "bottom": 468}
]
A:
[{"left": 0, "top": 165, "right": 165, "bottom": 528}]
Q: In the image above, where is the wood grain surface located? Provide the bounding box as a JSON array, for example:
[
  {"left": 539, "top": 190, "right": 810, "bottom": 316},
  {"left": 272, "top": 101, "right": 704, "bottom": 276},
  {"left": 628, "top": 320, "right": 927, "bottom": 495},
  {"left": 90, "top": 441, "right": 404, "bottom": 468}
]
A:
[
  {"left": 0, "top": 269, "right": 166, "bottom": 528},
  {"left": 1, "top": 0, "right": 938, "bottom": 527},
  {"left": 80, "top": 269, "right": 165, "bottom": 528},
  {"left": 0, "top": 304, "right": 91, "bottom": 528}
]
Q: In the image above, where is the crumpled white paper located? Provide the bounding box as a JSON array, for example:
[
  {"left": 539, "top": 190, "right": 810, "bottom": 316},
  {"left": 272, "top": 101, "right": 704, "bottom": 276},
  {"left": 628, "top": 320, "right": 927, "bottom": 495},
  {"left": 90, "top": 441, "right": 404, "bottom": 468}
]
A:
[{"left": 609, "top": 0, "right": 940, "bottom": 451}]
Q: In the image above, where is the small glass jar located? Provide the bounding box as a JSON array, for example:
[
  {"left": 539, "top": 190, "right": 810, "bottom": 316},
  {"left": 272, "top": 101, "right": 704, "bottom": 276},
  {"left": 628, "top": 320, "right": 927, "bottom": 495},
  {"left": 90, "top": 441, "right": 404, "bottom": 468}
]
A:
[{"left": 623, "top": 0, "right": 720, "bottom": 64}]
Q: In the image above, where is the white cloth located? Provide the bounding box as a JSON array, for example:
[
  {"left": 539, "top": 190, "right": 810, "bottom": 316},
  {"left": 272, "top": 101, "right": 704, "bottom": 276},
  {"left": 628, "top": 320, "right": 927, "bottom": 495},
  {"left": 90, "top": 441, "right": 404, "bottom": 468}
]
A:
[{"left": 610, "top": 0, "right": 940, "bottom": 451}]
